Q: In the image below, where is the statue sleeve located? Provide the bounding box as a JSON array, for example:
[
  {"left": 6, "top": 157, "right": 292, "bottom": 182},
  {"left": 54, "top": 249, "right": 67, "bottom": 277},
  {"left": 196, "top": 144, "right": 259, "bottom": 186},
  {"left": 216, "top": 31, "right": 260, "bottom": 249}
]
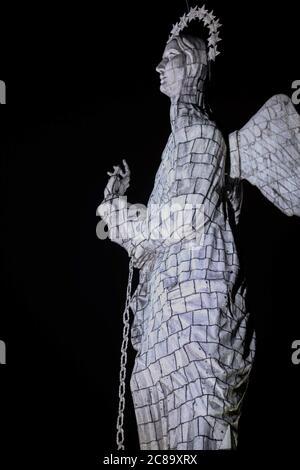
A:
[
  {"left": 98, "top": 126, "right": 226, "bottom": 267},
  {"left": 97, "top": 194, "right": 170, "bottom": 268},
  {"left": 167, "top": 125, "right": 226, "bottom": 239}
]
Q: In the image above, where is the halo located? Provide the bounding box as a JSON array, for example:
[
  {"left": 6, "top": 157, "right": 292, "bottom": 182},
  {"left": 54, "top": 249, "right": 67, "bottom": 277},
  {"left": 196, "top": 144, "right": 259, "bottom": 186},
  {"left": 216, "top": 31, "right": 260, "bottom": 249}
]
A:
[{"left": 167, "top": 5, "right": 222, "bottom": 61}]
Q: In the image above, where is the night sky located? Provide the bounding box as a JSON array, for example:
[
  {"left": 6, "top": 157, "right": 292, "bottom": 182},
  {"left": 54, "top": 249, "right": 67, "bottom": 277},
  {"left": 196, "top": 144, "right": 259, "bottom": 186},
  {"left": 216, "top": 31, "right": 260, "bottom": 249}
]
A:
[{"left": 1, "top": 0, "right": 300, "bottom": 465}]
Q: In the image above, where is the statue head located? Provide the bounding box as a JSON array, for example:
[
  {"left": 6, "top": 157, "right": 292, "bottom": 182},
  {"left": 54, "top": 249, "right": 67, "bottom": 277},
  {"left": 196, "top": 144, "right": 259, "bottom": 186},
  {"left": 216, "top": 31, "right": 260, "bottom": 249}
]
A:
[{"left": 156, "top": 34, "right": 208, "bottom": 105}]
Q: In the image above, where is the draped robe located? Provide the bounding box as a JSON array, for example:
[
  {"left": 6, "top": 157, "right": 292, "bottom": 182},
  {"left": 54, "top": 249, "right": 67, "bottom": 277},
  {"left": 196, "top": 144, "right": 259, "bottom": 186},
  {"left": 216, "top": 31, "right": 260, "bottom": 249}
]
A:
[{"left": 99, "top": 104, "right": 256, "bottom": 450}]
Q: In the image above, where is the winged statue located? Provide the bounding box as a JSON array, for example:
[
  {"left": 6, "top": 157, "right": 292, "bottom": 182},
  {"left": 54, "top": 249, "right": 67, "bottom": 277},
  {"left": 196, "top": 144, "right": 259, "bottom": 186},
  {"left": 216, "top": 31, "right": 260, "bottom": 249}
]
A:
[{"left": 97, "top": 5, "right": 300, "bottom": 451}]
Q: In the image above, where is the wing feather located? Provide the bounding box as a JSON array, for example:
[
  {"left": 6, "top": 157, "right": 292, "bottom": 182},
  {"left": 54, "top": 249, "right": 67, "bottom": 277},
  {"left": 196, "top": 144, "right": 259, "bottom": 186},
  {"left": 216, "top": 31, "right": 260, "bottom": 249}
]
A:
[{"left": 229, "top": 94, "right": 300, "bottom": 216}]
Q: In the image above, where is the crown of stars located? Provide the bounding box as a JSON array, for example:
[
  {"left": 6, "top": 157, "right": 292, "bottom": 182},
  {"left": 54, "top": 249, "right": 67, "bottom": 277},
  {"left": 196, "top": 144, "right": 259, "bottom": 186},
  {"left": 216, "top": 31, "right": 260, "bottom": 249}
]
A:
[{"left": 167, "top": 4, "right": 222, "bottom": 62}]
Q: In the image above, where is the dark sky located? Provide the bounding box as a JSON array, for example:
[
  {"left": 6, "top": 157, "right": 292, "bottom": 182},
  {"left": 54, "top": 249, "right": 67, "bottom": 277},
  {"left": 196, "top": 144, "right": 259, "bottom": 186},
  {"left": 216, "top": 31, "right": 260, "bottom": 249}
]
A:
[{"left": 1, "top": 0, "right": 300, "bottom": 466}]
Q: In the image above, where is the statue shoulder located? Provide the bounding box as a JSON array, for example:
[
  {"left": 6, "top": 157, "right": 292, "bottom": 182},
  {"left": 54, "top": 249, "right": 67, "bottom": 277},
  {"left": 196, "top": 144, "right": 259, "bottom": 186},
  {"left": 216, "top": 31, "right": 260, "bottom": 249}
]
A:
[{"left": 173, "top": 119, "right": 226, "bottom": 149}]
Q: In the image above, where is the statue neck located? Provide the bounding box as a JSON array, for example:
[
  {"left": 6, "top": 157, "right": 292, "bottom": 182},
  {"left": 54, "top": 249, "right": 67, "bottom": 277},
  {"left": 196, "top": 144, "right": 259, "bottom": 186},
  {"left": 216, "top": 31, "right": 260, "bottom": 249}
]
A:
[{"left": 170, "top": 88, "right": 207, "bottom": 132}]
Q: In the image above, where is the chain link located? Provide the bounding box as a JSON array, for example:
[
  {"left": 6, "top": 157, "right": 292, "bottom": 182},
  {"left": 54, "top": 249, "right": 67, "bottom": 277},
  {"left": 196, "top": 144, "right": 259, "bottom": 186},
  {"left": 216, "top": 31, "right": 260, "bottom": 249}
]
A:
[{"left": 116, "top": 257, "right": 134, "bottom": 450}]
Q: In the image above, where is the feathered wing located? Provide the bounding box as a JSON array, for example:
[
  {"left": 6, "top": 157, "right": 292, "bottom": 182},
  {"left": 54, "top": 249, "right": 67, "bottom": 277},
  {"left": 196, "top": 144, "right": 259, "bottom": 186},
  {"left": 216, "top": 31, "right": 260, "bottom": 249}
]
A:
[{"left": 229, "top": 94, "right": 300, "bottom": 216}]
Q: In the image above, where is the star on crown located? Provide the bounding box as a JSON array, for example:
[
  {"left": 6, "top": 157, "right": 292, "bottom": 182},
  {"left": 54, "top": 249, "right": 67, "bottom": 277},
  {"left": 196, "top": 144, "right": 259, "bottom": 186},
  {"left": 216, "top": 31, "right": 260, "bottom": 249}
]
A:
[{"left": 167, "top": 4, "right": 222, "bottom": 62}]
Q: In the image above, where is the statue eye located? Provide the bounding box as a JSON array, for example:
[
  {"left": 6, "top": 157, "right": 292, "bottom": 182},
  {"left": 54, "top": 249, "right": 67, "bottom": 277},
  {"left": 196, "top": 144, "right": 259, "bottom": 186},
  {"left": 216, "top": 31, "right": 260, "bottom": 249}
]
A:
[
  {"left": 162, "top": 51, "right": 179, "bottom": 62},
  {"left": 165, "top": 54, "right": 176, "bottom": 62}
]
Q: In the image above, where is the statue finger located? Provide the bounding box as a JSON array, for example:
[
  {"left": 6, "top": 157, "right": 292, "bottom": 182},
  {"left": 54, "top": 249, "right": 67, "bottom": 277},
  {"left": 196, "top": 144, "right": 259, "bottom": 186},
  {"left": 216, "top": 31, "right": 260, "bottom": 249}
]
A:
[{"left": 122, "top": 159, "right": 130, "bottom": 174}]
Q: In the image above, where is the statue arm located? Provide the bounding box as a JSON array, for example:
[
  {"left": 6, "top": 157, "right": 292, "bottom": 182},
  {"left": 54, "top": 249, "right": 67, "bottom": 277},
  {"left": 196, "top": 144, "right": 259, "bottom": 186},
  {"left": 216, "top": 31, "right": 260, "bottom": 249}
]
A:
[
  {"left": 98, "top": 194, "right": 167, "bottom": 267},
  {"left": 98, "top": 129, "right": 225, "bottom": 267},
  {"left": 167, "top": 127, "right": 225, "bottom": 240}
]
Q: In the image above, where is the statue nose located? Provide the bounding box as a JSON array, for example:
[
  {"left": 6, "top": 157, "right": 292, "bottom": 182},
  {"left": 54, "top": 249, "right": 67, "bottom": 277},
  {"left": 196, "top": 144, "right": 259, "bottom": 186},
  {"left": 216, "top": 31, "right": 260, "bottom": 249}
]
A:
[{"left": 156, "top": 59, "right": 166, "bottom": 73}]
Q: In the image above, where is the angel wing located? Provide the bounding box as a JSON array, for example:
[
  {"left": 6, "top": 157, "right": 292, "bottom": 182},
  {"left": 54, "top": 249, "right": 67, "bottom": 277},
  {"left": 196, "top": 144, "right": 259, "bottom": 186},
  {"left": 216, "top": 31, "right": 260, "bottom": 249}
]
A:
[{"left": 229, "top": 94, "right": 300, "bottom": 217}]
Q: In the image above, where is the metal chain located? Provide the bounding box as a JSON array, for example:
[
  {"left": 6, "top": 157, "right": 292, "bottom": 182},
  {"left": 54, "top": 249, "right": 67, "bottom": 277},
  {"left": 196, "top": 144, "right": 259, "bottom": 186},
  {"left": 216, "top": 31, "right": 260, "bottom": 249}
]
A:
[{"left": 116, "top": 256, "right": 134, "bottom": 450}]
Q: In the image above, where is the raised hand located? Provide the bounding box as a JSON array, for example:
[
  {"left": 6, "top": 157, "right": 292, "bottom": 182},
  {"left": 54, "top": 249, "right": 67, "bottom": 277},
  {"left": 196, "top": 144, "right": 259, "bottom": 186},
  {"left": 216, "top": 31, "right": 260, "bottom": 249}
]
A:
[{"left": 104, "top": 159, "right": 131, "bottom": 198}]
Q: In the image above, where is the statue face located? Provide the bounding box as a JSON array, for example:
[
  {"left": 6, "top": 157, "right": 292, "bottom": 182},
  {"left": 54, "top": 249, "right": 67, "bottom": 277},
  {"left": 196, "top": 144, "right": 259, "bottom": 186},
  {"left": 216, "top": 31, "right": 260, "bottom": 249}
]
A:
[{"left": 156, "top": 39, "right": 186, "bottom": 99}]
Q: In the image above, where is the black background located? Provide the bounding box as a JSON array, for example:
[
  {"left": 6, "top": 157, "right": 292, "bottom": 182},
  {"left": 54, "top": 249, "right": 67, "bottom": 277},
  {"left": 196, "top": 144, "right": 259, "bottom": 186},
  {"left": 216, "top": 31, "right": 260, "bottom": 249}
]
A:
[{"left": 0, "top": 0, "right": 300, "bottom": 466}]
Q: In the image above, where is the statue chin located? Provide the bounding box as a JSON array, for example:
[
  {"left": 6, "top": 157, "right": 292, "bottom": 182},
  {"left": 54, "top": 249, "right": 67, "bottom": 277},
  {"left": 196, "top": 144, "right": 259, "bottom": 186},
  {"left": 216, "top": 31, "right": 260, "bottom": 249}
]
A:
[
  {"left": 159, "top": 84, "right": 170, "bottom": 97},
  {"left": 159, "top": 84, "right": 179, "bottom": 100}
]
